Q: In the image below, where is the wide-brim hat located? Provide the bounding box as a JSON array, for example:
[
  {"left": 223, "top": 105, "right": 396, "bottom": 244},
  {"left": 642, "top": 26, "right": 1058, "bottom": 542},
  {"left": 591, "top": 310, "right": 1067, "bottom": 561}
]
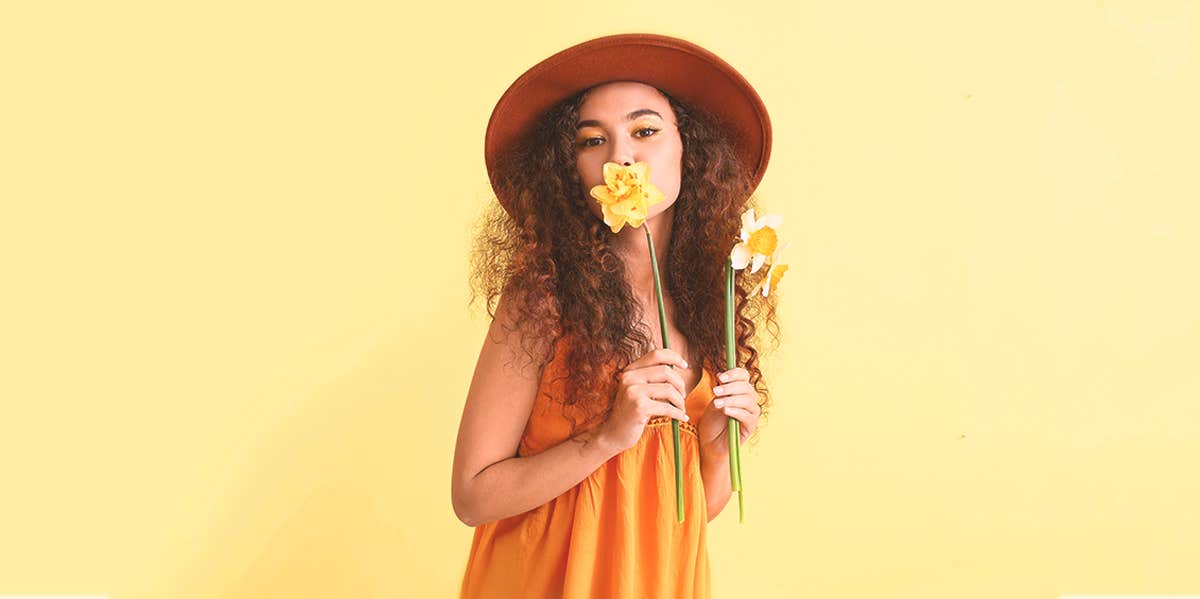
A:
[{"left": 484, "top": 32, "right": 773, "bottom": 216}]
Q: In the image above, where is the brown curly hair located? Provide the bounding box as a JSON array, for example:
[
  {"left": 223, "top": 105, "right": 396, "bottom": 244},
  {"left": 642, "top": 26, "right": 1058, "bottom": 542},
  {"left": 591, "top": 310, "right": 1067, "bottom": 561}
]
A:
[{"left": 469, "top": 85, "right": 780, "bottom": 448}]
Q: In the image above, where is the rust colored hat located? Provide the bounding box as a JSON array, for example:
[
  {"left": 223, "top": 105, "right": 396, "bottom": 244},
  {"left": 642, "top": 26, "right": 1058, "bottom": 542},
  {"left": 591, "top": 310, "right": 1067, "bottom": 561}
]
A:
[{"left": 484, "top": 32, "right": 773, "bottom": 216}]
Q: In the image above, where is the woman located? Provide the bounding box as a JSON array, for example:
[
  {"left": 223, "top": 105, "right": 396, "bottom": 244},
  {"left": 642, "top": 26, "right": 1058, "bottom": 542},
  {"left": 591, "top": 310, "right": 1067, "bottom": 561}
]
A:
[{"left": 453, "top": 33, "right": 780, "bottom": 598}]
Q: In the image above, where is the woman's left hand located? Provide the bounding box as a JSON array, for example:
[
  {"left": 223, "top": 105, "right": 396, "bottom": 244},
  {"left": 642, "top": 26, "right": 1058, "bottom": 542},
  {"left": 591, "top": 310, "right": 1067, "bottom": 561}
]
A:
[{"left": 697, "top": 367, "right": 760, "bottom": 460}]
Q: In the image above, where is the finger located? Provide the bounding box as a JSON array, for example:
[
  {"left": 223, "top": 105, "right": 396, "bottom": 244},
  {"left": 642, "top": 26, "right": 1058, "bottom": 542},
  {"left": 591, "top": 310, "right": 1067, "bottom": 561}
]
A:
[
  {"left": 713, "top": 394, "right": 760, "bottom": 420},
  {"left": 632, "top": 382, "right": 686, "bottom": 412},
  {"left": 623, "top": 364, "right": 686, "bottom": 397},
  {"left": 711, "top": 380, "right": 754, "bottom": 399},
  {"left": 624, "top": 348, "right": 688, "bottom": 372},
  {"left": 712, "top": 392, "right": 757, "bottom": 413},
  {"left": 715, "top": 366, "right": 750, "bottom": 384},
  {"left": 642, "top": 390, "right": 690, "bottom": 422},
  {"left": 719, "top": 405, "right": 756, "bottom": 432},
  {"left": 718, "top": 394, "right": 762, "bottom": 417},
  {"left": 621, "top": 364, "right": 685, "bottom": 394}
]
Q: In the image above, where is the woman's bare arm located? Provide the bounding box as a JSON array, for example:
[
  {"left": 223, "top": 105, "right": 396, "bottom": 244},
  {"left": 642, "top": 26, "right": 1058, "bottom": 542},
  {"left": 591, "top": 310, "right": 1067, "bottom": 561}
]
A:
[{"left": 450, "top": 294, "right": 619, "bottom": 527}]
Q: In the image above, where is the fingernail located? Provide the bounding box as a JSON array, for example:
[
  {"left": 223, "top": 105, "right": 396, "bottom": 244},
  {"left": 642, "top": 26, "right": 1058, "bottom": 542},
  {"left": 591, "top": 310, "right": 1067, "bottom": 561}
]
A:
[
  {"left": 683, "top": 415, "right": 689, "bottom": 422},
  {"left": 714, "top": 399, "right": 724, "bottom": 407},
  {"left": 713, "top": 386, "right": 723, "bottom": 395},
  {"left": 683, "top": 360, "right": 689, "bottom": 368},
  {"left": 719, "top": 373, "right": 729, "bottom": 382}
]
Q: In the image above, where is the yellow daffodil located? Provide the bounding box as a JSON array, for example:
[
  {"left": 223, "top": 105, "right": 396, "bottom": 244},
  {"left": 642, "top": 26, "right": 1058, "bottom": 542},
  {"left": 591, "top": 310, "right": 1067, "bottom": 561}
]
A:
[
  {"left": 589, "top": 161, "right": 666, "bottom": 233},
  {"left": 729, "top": 208, "right": 782, "bottom": 273},
  {"left": 755, "top": 241, "right": 790, "bottom": 297},
  {"left": 589, "top": 160, "right": 679, "bottom": 518}
]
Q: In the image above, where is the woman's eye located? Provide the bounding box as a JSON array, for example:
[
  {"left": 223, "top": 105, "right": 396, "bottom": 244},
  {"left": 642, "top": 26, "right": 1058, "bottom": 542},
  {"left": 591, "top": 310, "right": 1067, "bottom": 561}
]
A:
[{"left": 576, "top": 128, "right": 658, "bottom": 149}]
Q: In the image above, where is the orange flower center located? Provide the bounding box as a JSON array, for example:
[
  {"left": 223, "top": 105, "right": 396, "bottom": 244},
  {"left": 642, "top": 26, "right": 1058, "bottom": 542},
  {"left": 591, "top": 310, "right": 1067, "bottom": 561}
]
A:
[{"left": 747, "top": 227, "right": 778, "bottom": 256}]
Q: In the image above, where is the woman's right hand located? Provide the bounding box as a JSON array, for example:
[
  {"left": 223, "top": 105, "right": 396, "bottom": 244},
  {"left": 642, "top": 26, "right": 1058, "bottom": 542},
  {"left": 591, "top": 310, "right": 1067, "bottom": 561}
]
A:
[{"left": 598, "top": 348, "right": 691, "bottom": 453}]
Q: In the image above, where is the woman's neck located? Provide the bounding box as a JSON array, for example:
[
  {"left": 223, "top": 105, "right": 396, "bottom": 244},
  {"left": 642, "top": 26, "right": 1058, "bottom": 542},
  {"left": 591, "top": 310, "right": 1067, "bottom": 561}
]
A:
[{"left": 609, "top": 205, "right": 674, "bottom": 304}]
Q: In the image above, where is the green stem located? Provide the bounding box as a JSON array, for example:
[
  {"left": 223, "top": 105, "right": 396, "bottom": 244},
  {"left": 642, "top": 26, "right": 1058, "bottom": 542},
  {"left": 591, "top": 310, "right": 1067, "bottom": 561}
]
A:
[
  {"left": 646, "top": 226, "right": 684, "bottom": 523},
  {"left": 725, "top": 259, "right": 745, "bottom": 521},
  {"left": 736, "top": 432, "right": 745, "bottom": 522}
]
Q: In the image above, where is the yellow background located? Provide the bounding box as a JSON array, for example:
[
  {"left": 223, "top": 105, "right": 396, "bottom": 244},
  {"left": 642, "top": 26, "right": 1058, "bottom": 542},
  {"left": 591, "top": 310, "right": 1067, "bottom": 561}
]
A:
[{"left": 2, "top": 1, "right": 1197, "bottom": 597}]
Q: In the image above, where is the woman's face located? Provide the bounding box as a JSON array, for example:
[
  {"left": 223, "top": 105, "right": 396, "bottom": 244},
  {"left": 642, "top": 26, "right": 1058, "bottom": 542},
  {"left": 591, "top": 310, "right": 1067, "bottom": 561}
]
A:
[{"left": 574, "top": 81, "right": 683, "bottom": 224}]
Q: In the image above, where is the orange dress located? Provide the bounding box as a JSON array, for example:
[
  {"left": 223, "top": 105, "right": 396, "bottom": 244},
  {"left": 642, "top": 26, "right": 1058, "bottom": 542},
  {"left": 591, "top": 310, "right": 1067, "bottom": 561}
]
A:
[{"left": 459, "top": 336, "right": 717, "bottom": 599}]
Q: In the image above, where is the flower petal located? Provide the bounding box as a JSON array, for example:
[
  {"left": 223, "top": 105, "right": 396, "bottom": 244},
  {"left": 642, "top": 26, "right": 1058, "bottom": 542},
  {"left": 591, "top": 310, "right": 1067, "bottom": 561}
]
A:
[
  {"left": 750, "top": 281, "right": 763, "bottom": 297},
  {"left": 762, "top": 263, "right": 788, "bottom": 297},
  {"left": 644, "top": 183, "right": 665, "bottom": 207},
  {"left": 591, "top": 185, "right": 614, "bottom": 203},
  {"left": 730, "top": 243, "right": 752, "bottom": 270},
  {"left": 760, "top": 263, "right": 775, "bottom": 297},
  {"left": 602, "top": 161, "right": 621, "bottom": 183},
  {"left": 632, "top": 161, "right": 650, "bottom": 182},
  {"left": 750, "top": 252, "right": 767, "bottom": 274},
  {"left": 772, "top": 241, "right": 791, "bottom": 262},
  {"left": 741, "top": 208, "right": 756, "bottom": 232},
  {"left": 606, "top": 212, "right": 628, "bottom": 233},
  {"left": 757, "top": 213, "right": 783, "bottom": 230}
]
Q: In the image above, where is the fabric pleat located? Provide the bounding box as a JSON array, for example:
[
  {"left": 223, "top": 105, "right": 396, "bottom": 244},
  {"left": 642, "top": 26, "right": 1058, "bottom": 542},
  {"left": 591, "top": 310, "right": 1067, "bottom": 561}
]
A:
[{"left": 459, "top": 335, "right": 716, "bottom": 599}]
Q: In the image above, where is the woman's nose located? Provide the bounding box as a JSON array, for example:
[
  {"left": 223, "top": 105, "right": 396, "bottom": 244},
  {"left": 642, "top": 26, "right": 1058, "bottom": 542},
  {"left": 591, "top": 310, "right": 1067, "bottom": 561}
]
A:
[{"left": 609, "top": 138, "right": 634, "bottom": 166}]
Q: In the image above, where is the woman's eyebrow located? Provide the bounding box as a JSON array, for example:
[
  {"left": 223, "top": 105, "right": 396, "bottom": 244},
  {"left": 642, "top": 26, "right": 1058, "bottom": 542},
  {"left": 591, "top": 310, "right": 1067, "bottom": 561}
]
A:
[{"left": 575, "top": 108, "right": 663, "bottom": 130}]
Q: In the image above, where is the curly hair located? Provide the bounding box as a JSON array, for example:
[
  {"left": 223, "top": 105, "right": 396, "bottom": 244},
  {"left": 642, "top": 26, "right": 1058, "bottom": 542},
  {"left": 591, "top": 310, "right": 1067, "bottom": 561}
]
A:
[{"left": 469, "top": 85, "right": 780, "bottom": 448}]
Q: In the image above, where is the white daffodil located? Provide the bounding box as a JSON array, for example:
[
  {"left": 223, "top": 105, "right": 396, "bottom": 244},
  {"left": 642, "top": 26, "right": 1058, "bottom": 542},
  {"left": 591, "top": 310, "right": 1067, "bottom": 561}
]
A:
[{"left": 730, "top": 208, "right": 782, "bottom": 273}]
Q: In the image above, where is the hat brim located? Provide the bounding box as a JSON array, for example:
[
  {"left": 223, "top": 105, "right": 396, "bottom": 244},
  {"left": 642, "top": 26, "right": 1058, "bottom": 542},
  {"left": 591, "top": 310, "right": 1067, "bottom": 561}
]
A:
[{"left": 484, "top": 33, "right": 772, "bottom": 215}]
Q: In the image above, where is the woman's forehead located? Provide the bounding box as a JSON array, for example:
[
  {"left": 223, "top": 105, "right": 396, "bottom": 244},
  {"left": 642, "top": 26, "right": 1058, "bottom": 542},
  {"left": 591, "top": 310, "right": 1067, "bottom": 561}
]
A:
[{"left": 578, "top": 81, "right": 671, "bottom": 119}]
